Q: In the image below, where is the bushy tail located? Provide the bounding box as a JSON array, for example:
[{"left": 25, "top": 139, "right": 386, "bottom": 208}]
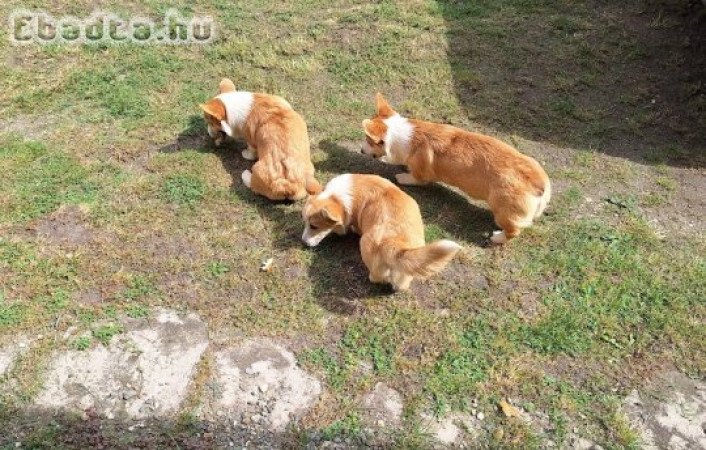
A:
[
  {"left": 386, "top": 240, "right": 462, "bottom": 279},
  {"left": 218, "top": 78, "right": 236, "bottom": 93},
  {"left": 534, "top": 180, "right": 551, "bottom": 219}
]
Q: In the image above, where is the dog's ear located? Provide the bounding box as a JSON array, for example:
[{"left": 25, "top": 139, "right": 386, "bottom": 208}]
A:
[
  {"left": 220, "top": 120, "right": 235, "bottom": 137},
  {"left": 362, "top": 119, "right": 386, "bottom": 144},
  {"left": 200, "top": 98, "right": 226, "bottom": 121},
  {"left": 218, "top": 78, "right": 236, "bottom": 93},
  {"left": 321, "top": 205, "right": 343, "bottom": 225},
  {"left": 375, "top": 92, "right": 395, "bottom": 118}
]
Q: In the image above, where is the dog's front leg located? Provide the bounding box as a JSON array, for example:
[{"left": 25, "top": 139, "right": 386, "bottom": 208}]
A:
[{"left": 395, "top": 173, "right": 426, "bottom": 186}]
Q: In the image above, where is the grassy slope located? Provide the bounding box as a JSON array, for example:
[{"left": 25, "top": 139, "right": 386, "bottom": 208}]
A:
[{"left": 0, "top": 0, "right": 704, "bottom": 448}]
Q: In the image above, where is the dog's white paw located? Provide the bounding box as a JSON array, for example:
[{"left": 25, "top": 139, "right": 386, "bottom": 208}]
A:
[
  {"left": 490, "top": 230, "right": 507, "bottom": 244},
  {"left": 241, "top": 170, "right": 252, "bottom": 188},
  {"left": 396, "top": 173, "right": 423, "bottom": 186},
  {"left": 241, "top": 147, "right": 257, "bottom": 160}
]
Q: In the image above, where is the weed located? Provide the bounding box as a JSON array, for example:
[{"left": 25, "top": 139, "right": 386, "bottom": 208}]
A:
[
  {"left": 72, "top": 336, "right": 91, "bottom": 351},
  {"left": 161, "top": 174, "right": 206, "bottom": 206},
  {"left": 206, "top": 261, "right": 230, "bottom": 279},
  {"left": 92, "top": 324, "right": 124, "bottom": 346}
]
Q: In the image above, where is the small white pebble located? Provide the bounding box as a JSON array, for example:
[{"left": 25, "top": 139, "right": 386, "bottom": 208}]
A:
[
  {"left": 259, "top": 258, "right": 274, "bottom": 272},
  {"left": 477, "top": 412, "right": 485, "bottom": 420}
]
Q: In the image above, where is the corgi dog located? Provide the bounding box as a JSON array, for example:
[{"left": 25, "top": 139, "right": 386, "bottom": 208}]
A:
[
  {"left": 200, "top": 78, "right": 321, "bottom": 201},
  {"left": 301, "top": 174, "right": 461, "bottom": 291},
  {"left": 361, "top": 93, "right": 551, "bottom": 244}
]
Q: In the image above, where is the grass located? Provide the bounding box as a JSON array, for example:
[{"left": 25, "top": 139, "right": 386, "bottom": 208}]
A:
[
  {"left": 0, "top": 0, "right": 704, "bottom": 448},
  {"left": 92, "top": 324, "right": 124, "bottom": 346}
]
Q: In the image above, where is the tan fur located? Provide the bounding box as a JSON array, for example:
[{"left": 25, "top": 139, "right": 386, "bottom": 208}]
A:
[
  {"left": 302, "top": 174, "right": 461, "bottom": 291},
  {"left": 200, "top": 79, "right": 321, "bottom": 201},
  {"left": 362, "top": 93, "right": 551, "bottom": 243},
  {"left": 218, "top": 78, "right": 236, "bottom": 93}
]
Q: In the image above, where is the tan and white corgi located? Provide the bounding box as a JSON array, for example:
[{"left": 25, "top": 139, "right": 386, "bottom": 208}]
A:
[
  {"left": 200, "top": 78, "right": 321, "bottom": 201},
  {"left": 361, "top": 93, "right": 551, "bottom": 244},
  {"left": 302, "top": 174, "right": 461, "bottom": 291}
]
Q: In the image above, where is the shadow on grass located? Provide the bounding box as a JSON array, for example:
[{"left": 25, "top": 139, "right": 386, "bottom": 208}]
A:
[
  {"left": 159, "top": 117, "right": 394, "bottom": 315},
  {"left": 317, "top": 140, "right": 496, "bottom": 247},
  {"left": 0, "top": 407, "right": 309, "bottom": 449},
  {"left": 438, "top": 0, "right": 706, "bottom": 167}
]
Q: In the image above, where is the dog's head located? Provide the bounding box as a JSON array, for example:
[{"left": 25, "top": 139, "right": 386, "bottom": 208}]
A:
[
  {"left": 360, "top": 93, "right": 396, "bottom": 158},
  {"left": 301, "top": 194, "right": 346, "bottom": 247},
  {"left": 199, "top": 78, "right": 238, "bottom": 146},
  {"left": 200, "top": 98, "right": 229, "bottom": 146}
]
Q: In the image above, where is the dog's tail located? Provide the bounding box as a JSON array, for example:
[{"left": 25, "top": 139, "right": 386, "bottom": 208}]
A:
[
  {"left": 218, "top": 78, "right": 236, "bottom": 93},
  {"left": 534, "top": 179, "right": 551, "bottom": 219},
  {"left": 385, "top": 239, "right": 461, "bottom": 279}
]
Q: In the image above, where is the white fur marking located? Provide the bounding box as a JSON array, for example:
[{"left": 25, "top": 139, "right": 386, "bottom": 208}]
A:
[
  {"left": 491, "top": 231, "right": 507, "bottom": 244},
  {"left": 241, "top": 170, "right": 252, "bottom": 188},
  {"left": 396, "top": 173, "right": 423, "bottom": 186},
  {"left": 241, "top": 147, "right": 257, "bottom": 160},
  {"left": 302, "top": 225, "right": 332, "bottom": 247},
  {"left": 217, "top": 91, "right": 255, "bottom": 132},
  {"left": 220, "top": 120, "right": 234, "bottom": 137},
  {"left": 382, "top": 114, "right": 413, "bottom": 164},
  {"left": 320, "top": 174, "right": 354, "bottom": 219},
  {"left": 437, "top": 240, "right": 462, "bottom": 252}
]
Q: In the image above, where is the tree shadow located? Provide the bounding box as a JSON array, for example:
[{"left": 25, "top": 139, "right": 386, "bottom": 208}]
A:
[
  {"left": 0, "top": 407, "right": 316, "bottom": 449},
  {"left": 438, "top": 0, "right": 706, "bottom": 167}
]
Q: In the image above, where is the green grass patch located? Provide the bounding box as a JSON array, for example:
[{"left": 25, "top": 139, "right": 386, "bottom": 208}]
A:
[
  {"left": 299, "top": 347, "right": 348, "bottom": 391},
  {"left": 0, "top": 302, "right": 25, "bottom": 328},
  {"left": 72, "top": 336, "right": 91, "bottom": 351},
  {"left": 0, "top": 136, "right": 101, "bottom": 223},
  {"left": 516, "top": 219, "right": 704, "bottom": 359},
  {"left": 121, "top": 275, "right": 157, "bottom": 301},
  {"left": 320, "top": 412, "right": 362, "bottom": 441},
  {"left": 426, "top": 318, "right": 495, "bottom": 413},
  {"left": 161, "top": 174, "right": 206, "bottom": 207},
  {"left": 92, "top": 324, "right": 124, "bottom": 346}
]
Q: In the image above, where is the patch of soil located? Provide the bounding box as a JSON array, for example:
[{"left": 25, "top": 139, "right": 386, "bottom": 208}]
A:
[
  {"left": 624, "top": 370, "right": 706, "bottom": 449},
  {"left": 34, "top": 309, "right": 209, "bottom": 419},
  {"left": 141, "top": 233, "right": 201, "bottom": 262},
  {"left": 158, "top": 272, "right": 200, "bottom": 304},
  {"left": 0, "top": 114, "right": 58, "bottom": 140},
  {"left": 33, "top": 205, "right": 94, "bottom": 247},
  {"left": 73, "top": 288, "right": 104, "bottom": 305},
  {"left": 420, "top": 411, "right": 482, "bottom": 447},
  {"left": 203, "top": 338, "right": 322, "bottom": 432},
  {"left": 359, "top": 382, "right": 403, "bottom": 428},
  {"left": 0, "top": 335, "right": 32, "bottom": 377}
]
